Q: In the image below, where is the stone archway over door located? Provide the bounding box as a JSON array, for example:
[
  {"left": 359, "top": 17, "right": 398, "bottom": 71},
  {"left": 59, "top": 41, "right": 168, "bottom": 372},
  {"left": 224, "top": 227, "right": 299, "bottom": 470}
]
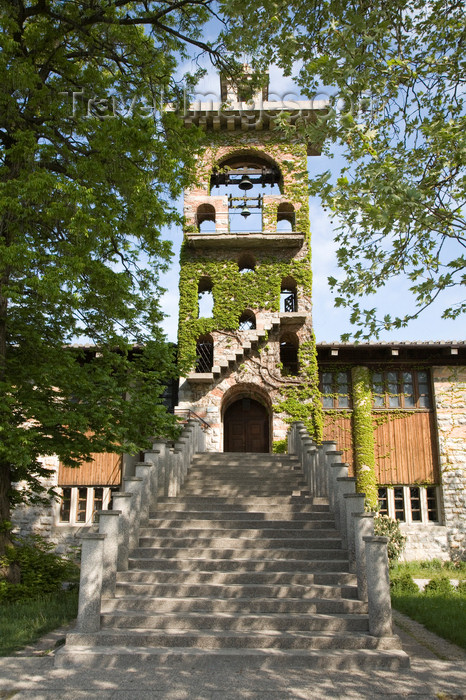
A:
[{"left": 224, "top": 398, "right": 269, "bottom": 453}]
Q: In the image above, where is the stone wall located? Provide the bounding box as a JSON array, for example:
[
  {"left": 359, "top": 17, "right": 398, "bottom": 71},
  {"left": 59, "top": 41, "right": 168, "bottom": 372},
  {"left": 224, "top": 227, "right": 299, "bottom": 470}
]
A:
[
  {"left": 11, "top": 455, "right": 87, "bottom": 554},
  {"left": 433, "top": 365, "right": 466, "bottom": 560},
  {"left": 400, "top": 524, "right": 450, "bottom": 562}
]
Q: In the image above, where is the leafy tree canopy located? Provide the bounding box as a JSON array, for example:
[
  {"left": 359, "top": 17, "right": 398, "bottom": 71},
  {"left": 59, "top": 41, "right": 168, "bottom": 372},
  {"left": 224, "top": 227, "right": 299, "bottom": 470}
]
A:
[
  {"left": 222, "top": 0, "right": 466, "bottom": 338},
  {"left": 0, "top": 0, "right": 234, "bottom": 544}
]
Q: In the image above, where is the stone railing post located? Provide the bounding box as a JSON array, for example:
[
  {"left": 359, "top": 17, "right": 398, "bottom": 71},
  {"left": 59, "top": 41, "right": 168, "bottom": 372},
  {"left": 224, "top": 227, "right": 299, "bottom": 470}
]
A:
[
  {"left": 288, "top": 422, "right": 304, "bottom": 455},
  {"left": 325, "top": 450, "right": 343, "bottom": 511},
  {"left": 344, "top": 493, "right": 366, "bottom": 573},
  {"left": 353, "top": 512, "right": 375, "bottom": 601},
  {"left": 143, "top": 451, "right": 162, "bottom": 509},
  {"left": 97, "top": 510, "right": 120, "bottom": 598},
  {"left": 188, "top": 418, "right": 206, "bottom": 452},
  {"left": 329, "top": 463, "right": 348, "bottom": 529},
  {"left": 315, "top": 443, "right": 328, "bottom": 498},
  {"left": 152, "top": 440, "right": 168, "bottom": 497},
  {"left": 135, "top": 462, "right": 153, "bottom": 526},
  {"left": 364, "top": 535, "right": 393, "bottom": 637},
  {"left": 76, "top": 533, "right": 106, "bottom": 633},
  {"left": 306, "top": 445, "right": 317, "bottom": 494},
  {"left": 301, "top": 437, "right": 314, "bottom": 490},
  {"left": 335, "top": 476, "right": 356, "bottom": 548},
  {"left": 322, "top": 441, "right": 337, "bottom": 500},
  {"left": 175, "top": 437, "right": 189, "bottom": 484},
  {"left": 111, "top": 492, "right": 133, "bottom": 571},
  {"left": 122, "top": 476, "right": 143, "bottom": 551},
  {"left": 297, "top": 428, "right": 308, "bottom": 466}
]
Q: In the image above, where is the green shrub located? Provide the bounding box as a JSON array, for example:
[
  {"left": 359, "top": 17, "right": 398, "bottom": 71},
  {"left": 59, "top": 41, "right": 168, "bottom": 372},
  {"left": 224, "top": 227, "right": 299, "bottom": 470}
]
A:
[
  {"left": 373, "top": 513, "right": 406, "bottom": 563},
  {"left": 456, "top": 580, "right": 466, "bottom": 595},
  {"left": 390, "top": 572, "right": 419, "bottom": 594},
  {"left": 272, "top": 439, "right": 288, "bottom": 454},
  {"left": 0, "top": 535, "right": 79, "bottom": 602},
  {"left": 424, "top": 575, "right": 456, "bottom": 595}
]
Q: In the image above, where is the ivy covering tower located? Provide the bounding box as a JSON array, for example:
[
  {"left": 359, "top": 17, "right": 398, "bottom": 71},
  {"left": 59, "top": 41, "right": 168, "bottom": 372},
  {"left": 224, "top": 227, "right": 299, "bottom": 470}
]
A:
[{"left": 175, "top": 70, "right": 327, "bottom": 452}]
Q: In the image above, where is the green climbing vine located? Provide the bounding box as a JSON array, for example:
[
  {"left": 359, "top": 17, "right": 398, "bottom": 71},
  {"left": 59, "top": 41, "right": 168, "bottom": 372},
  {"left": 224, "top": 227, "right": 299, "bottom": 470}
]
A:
[
  {"left": 177, "top": 252, "right": 313, "bottom": 368},
  {"left": 273, "top": 334, "right": 323, "bottom": 443},
  {"left": 351, "top": 366, "right": 378, "bottom": 508}
]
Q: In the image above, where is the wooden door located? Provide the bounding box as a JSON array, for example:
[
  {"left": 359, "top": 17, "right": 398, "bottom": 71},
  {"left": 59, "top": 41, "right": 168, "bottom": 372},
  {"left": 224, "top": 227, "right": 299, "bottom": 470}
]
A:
[{"left": 224, "top": 398, "right": 269, "bottom": 453}]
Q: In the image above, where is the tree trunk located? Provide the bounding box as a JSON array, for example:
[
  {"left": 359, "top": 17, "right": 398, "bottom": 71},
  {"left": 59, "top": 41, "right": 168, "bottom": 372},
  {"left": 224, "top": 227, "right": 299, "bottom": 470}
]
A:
[{"left": 0, "top": 461, "right": 20, "bottom": 582}]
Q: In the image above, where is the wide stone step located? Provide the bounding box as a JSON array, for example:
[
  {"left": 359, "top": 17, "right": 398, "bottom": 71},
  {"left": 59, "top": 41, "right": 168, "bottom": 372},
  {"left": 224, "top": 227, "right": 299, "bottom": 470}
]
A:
[
  {"left": 190, "top": 457, "right": 299, "bottom": 465},
  {"left": 136, "top": 534, "right": 342, "bottom": 546},
  {"left": 117, "top": 569, "right": 356, "bottom": 586},
  {"left": 120, "top": 570, "right": 349, "bottom": 586},
  {"left": 113, "top": 581, "right": 355, "bottom": 599},
  {"left": 179, "top": 491, "right": 311, "bottom": 497},
  {"left": 154, "top": 503, "right": 329, "bottom": 513},
  {"left": 126, "top": 549, "right": 350, "bottom": 563},
  {"left": 55, "top": 646, "right": 410, "bottom": 671},
  {"left": 147, "top": 510, "right": 329, "bottom": 521},
  {"left": 146, "top": 517, "right": 333, "bottom": 529},
  {"left": 119, "top": 557, "right": 357, "bottom": 576},
  {"left": 101, "top": 596, "right": 366, "bottom": 615},
  {"left": 62, "top": 629, "right": 403, "bottom": 651},
  {"left": 100, "top": 611, "right": 370, "bottom": 633},
  {"left": 132, "top": 540, "right": 345, "bottom": 553},
  {"left": 156, "top": 496, "right": 315, "bottom": 505}
]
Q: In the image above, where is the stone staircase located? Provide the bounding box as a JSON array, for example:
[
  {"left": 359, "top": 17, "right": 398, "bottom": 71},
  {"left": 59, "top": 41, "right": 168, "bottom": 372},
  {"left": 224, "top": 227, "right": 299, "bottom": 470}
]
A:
[
  {"left": 187, "top": 315, "right": 281, "bottom": 381},
  {"left": 57, "top": 452, "right": 409, "bottom": 669}
]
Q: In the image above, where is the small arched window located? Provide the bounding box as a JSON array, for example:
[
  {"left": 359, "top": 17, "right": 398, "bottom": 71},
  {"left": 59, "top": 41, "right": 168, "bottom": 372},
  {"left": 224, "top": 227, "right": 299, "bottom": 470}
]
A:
[
  {"left": 239, "top": 310, "right": 256, "bottom": 330},
  {"left": 280, "top": 277, "right": 297, "bottom": 312},
  {"left": 280, "top": 333, "right": 299, "bottom": 376},
  {"left": 198, "top": 277, "right": 214, "bottom": 318},
  {"left": 195, "top": 334, "right": 214, "bottom": 373},
  {"left": 277, "top": 203, "right": 295, "bottom": 232},
  {"left": 196, "top": 204, "right": 216, "bottom": 232},
  {"left": 238, "top": 253, "right": 256, "bottom": 274}
]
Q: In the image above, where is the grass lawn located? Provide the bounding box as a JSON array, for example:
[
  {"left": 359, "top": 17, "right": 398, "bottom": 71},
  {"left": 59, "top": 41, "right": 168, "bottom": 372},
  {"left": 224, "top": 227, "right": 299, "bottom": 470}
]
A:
[
  {"left": 391, "top": 591, "right": 466, "bottom": 650},
  {"left": 0, "top": 589, "right": 78, "bottom": 656},
  {"left": 391, "top": 559, "right": 466, "bottom": 581},
  {"left": 390, "top": 561, "right": 466, "bottom": 650}
]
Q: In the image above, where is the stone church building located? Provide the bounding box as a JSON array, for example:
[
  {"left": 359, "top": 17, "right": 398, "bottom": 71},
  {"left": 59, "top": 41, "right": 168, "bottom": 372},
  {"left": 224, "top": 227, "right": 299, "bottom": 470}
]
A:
[{"left": 12, "top": 72, "right": 466, "bottom": 563}]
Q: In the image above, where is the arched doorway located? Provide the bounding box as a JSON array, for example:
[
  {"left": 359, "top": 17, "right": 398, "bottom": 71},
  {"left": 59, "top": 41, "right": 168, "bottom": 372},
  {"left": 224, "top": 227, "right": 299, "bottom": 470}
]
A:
[{"left": 224, "top": 398, "right": 270, "bottom": 453}]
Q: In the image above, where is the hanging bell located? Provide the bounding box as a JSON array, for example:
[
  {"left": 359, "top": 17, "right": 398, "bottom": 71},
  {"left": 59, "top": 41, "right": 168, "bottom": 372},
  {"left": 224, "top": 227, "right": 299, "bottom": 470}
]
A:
[
  {"left": 240, "top": 204, "right": 251, "bottom": 218},
  {"left": 238, "top": 174, "right": 253, "bottom": 191}
]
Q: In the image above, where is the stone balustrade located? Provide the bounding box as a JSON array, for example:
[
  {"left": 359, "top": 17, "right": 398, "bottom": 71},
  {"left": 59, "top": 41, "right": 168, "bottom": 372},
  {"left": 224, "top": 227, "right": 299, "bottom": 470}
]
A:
[
  {"left": 288, "top": 421, "right": 393, "bottom": 637},
  {"left": 75, "top": 419, "right": 206, "bottom": 633}
]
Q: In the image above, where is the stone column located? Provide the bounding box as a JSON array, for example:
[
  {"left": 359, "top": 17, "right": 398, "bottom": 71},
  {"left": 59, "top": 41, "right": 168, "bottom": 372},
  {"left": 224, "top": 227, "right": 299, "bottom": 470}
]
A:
[
  {"left": 329, "top": 463, "right": 348, "bottom": 528},
  {"left": 354, "top": 512, "right": 375, "bottom": 601},
  {"left": 344, "top": 493, "right": 366, "bottom": 573},
  {"left": 122, "top": 476, "right": 143, "bottom": 551},
  {"left": 364, "top": 535, "right": 393, "bottom": 637},
  {"left": 336, "top": 476, "right": 356, "bottom": 548},
  {"left": 135, "top": 462, "right": 153, "bottom": 526},
  {"left": 326, "top": 450, "right": 344, "bottom": 511},
  {"left": 97, "top": 510, "right": 120, "bottom": 598},
  {"left": 152, "top": 440, "right": 168, "bottom": 495},
  {"left": 301, "top": 438, "right": 314, "bottom": 491},
  {"left": 143, "top": 451, "right": 161, "bottom": 508},
  {"left": 175, "top": 438, "right": 189, "bottom": 484},
  {"left": 165, "top": 448, "right": 180, "bottom": 497},
  {"left": 112, "top": 492, "right": 133, "bottom": 571},
  {"left": 76, "top": 533, "right": 105, "bottom": 633},
  {"left": 306, "top": 446, "right": 317, "bottom": 495}
]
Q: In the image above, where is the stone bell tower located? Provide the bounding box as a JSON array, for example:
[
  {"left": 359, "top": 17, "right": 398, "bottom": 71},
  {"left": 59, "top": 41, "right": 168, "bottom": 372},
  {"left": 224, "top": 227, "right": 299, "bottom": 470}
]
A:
[{"left": 175, "top": 70, "right": 327, "bottom": 452}]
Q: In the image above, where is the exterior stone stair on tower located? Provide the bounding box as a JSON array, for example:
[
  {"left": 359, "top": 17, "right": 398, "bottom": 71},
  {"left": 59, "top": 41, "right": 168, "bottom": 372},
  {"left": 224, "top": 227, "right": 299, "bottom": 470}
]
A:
[
  {"left": 56, "top": 428, "right": 409, "bottom": 670},
  {"left": 187, "top": 313, "right": 281, "bottom": 382}
]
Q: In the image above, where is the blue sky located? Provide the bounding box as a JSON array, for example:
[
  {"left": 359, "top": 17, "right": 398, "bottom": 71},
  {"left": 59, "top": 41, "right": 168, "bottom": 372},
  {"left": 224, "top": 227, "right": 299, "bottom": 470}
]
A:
[{"left": 157, "top": 65, "right": 464, "bottom": 344}]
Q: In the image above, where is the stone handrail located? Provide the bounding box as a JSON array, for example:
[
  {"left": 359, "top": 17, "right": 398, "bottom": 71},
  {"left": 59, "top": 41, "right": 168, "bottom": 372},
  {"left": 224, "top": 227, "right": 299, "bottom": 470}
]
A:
[
  {"left": 288, "top": 421, "right": 393, "bottom": 638},
  {"left": 74, "top": 418, "right": 205, "bottom": 633}
]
